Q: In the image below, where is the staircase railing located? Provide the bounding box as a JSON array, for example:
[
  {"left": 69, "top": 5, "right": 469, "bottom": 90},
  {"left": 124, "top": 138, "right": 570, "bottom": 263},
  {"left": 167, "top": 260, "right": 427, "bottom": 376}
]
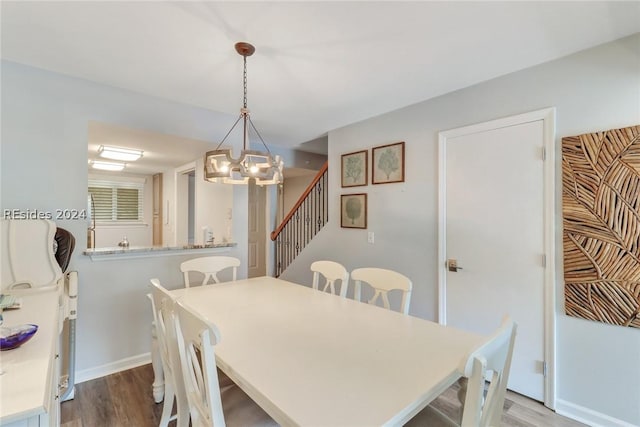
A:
[{"left": 271, "top": 161, "right": 328, "bottom": 276}]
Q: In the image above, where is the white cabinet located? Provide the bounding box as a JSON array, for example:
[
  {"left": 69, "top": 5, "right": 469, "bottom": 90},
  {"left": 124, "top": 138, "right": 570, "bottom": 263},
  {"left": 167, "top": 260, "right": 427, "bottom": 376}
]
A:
[{"left": 0, "top": 288, "right": 62, "bottom": 426}]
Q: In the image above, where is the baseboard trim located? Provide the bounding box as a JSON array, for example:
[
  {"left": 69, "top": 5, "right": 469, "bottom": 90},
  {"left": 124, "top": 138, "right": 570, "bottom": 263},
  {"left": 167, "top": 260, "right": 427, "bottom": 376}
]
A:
[
  {"left": 76, "top": 353, "right": 152, "bottom": 384},
  {"left": 556, "top": 399, "right": 637, "bottom": 427}
]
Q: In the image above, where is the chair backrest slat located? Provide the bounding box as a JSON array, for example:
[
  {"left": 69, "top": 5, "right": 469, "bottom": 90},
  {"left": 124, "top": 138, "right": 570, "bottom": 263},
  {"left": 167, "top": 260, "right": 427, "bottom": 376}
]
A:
[
  {"left": 174, "top": 299, "right": 226, "bottom": 427},
  {"left": 459, "top": 316, "right": 517, "bottom": 427},
  {"left": 180, "top": 256, "right": 240, "bottom": 287},
  {"left": 310, "top": 260, "right": 350, "bottom": 298},
  {"left": 149, "top": 278, "right": 189, "bottom": 427},
  {"left": 350, "top": 267, "right": 412, "bottom": 314},
  {"left": 149, "top": 279, "right": 173, "bottom": 376}
]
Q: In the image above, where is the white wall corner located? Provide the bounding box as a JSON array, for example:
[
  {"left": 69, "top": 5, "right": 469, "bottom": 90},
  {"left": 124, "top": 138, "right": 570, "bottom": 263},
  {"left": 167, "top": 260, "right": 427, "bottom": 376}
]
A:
[
  {"left": 555, "top": 399, "right": 638, "bottom": 427},
  {"left": 75, "top": 353, "right": 151, "bottom": 384}
]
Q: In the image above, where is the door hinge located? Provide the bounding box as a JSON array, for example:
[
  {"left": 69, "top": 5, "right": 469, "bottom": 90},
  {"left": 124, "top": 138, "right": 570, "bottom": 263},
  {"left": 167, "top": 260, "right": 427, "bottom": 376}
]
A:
[
  {"left": 543, "top": 361, "right": 548, "bottom": 377},
  {"left": 542, "top": 254, "right": 546, "bottom": 268},
  {"left": 541, "top": 147, "right": 546, "bottom": 161}
]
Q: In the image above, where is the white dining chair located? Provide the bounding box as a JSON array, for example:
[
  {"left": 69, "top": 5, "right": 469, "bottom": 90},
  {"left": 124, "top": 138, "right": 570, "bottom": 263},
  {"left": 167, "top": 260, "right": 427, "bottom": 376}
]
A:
[
  {"left": 180, "top": 256, "right": 240, "bottom": 287},
  {"left": 173, "top": 298, "right": 278, "bottom": 427},
  {"left": 350, "top": 267, "right": 412, "bottom": 314},
  {"left": 149, "top": 279, "right": 189, "bottom": 427},
  {"left": 310, "top": 260, "right": 350, "bottom": 298},
  {"left": 406, "top": 316, "right": 518, "bottom": 427}
]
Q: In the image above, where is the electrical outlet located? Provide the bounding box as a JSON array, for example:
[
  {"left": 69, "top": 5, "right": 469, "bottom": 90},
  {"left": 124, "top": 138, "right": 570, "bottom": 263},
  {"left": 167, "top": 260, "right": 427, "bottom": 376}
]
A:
[{"left": 367, "top": 231, "right": 375, "bottom": 244}]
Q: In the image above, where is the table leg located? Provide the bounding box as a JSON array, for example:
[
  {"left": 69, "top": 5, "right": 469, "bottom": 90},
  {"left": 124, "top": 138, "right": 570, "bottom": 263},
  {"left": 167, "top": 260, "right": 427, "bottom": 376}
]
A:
[{"left": 151, "top": 320, "right": 165, "bottom": 403}]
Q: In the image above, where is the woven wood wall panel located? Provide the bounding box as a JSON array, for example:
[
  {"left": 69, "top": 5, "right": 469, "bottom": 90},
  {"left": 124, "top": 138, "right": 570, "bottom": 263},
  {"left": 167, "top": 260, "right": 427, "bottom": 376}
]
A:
[{"left": 562, "top": 124, "right": 640, "bottom": 328}]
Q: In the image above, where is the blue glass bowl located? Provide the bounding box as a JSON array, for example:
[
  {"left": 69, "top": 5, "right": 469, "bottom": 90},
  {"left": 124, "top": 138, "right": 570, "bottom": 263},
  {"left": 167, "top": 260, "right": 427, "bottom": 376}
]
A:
[{"left": 0, "top": 324, "right": 38, "bottom": 351}]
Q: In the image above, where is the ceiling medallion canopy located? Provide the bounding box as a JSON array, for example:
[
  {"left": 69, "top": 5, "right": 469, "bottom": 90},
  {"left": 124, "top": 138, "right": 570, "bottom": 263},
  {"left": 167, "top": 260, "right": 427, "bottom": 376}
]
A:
[{"left": 204, "top": 42, "right": 284, "bottom": 185}]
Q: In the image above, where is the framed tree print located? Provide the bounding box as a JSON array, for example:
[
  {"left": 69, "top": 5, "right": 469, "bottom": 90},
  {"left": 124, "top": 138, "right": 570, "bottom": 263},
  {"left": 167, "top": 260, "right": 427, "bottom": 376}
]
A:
[
  {"left": 341, "top": 150, "right": 368, "bottom": 187},
  {"left": 341, "top": 193, "right": 367, "bottom": 229},
  {"left": 372, "top": 141, "right": 405, "bottom": 184}
]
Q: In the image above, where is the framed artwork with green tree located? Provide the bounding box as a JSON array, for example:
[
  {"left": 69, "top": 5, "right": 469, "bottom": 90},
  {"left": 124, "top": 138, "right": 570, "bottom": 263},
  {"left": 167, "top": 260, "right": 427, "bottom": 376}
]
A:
[
  {"left": 341, "top": 193, "right": 367, "bottom": 229},
  {"left": 341, "top": 150, "right": 368, "bottom": 187},
  {"left": 372, "top": 141, "right": 405, "bottom": 184}
]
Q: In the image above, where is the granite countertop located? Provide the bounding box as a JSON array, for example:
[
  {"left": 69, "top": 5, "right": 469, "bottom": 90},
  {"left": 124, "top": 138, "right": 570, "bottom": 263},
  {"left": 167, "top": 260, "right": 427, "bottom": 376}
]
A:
[{"left": 83, "top": 242, "right": 237, "bottom": 260}]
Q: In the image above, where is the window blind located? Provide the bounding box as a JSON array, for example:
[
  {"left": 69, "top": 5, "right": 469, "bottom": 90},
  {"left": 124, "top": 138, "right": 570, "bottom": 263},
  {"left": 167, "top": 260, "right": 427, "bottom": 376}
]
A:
[{"left": 89, "top": 180, "right": 144, "bottom": 222}]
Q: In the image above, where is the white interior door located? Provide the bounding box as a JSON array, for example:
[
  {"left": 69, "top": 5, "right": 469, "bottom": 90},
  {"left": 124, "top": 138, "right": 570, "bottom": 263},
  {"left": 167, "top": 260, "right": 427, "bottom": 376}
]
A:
[
  {"left": 248, "top": 180, "right": 266, "bottom": 278},
  {"left": 439, "top": 110, "right": 555, "bottom": 404}
]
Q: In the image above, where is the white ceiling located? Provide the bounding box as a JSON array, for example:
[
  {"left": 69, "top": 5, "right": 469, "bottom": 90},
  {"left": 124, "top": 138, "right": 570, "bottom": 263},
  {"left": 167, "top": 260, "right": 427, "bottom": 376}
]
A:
[
  {"left": 2, "top": 1, "right": 639, "bottom": 156},
  {"left": 88, "top": 121, "right": 214, "bottom": 175},
  {"left": 86, "top": 120, "right": 320, "bottom": 177}
]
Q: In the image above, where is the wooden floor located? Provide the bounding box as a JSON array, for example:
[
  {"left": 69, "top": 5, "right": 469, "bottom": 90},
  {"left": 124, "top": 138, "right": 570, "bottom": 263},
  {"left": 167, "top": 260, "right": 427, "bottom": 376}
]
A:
[
  {"left": 427, "top": 382, "right": 586, "bottom": 427},
  {"left": 61, "top": 364, "right": 163, "bottom": 427},
  {"left": 61, "top": 364, "right": 587, "bottom": 427}
]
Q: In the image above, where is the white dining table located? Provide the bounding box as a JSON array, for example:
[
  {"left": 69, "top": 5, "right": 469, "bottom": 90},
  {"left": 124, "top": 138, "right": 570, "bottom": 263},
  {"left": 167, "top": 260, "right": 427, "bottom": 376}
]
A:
[{"left": 152, "top": 276, "right": 484, "bottom": 427}]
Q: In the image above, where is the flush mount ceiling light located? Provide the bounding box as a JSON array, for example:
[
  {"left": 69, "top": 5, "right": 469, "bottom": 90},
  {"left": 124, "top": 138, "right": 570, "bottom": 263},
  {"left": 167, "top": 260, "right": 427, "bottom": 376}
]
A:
[
  {"left": 204, "top": 42, "right": 283, "bottom": 185},
  {"left": 90, "top": 160, "right": 126, "bottom": 171},
  {"left": 98, "top": 145, "right": 143, "bottom": 162}
]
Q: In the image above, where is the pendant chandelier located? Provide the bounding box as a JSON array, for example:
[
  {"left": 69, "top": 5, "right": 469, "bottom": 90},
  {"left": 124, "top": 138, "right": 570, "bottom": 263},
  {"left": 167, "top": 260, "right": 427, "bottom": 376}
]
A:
[{"left": 204, "top": 42, "right": 284, "bottom": 185}]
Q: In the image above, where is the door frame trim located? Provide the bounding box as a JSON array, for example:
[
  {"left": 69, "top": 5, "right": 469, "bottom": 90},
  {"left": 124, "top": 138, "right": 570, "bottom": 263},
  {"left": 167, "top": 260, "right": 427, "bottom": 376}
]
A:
[
  {"left": 437, "top": 107, "right": 556, "bottom": 408},
  {"left": 174, "top": 161, "right": 197, "bottom": 247}
]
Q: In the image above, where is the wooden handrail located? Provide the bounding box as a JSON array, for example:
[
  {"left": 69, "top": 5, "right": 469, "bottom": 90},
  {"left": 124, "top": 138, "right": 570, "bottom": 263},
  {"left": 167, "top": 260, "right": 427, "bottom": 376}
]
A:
[{"left": 271, "top": 161, "right": 328, "bottom": 240}]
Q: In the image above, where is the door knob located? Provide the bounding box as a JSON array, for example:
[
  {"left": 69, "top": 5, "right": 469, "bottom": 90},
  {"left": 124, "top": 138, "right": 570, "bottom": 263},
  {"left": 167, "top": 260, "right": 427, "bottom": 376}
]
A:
[{"left": 447, "top": 259, "right": 463, "bottom": 272}]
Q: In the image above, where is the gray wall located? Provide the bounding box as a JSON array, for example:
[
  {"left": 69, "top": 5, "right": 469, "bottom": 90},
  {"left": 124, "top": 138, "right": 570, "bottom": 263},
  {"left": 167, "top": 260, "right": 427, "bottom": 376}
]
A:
[
  {"left": 281, "top": 34, "right": 640, "bottom": 425},
  {"left": 283, "top": 173, "right": 316, "bottom": 214},
  {"left": 0, "top": 61, "right": 250, "bottom": 375}
]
